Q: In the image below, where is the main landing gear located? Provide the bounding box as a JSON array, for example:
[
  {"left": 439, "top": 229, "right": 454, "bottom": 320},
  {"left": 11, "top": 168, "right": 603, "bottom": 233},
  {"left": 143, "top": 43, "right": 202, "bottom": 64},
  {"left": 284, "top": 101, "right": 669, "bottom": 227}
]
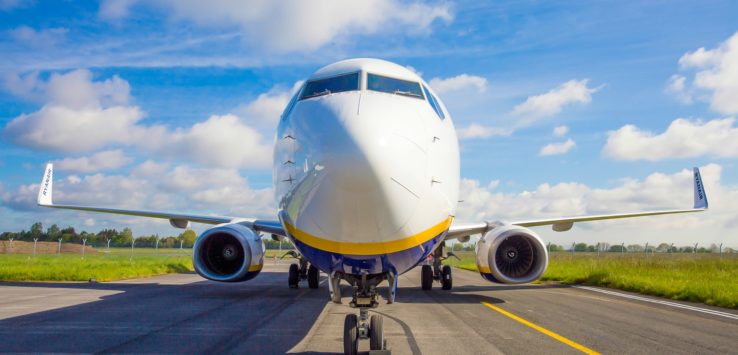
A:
[
  {"left": 336, "top": 272, "right": 394, "bottom": 354},
  {"left": 421, "top": 241, "right": 459, "bottom": 291},
  {"left": 282, "top": 251, "right": 320, "bottom": 289}
]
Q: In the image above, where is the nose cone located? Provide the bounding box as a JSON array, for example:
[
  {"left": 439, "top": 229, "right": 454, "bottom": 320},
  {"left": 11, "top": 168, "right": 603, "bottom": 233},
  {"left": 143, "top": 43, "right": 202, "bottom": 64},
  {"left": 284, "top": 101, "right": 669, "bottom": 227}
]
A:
[{"left": 277, "top": 93, "right": 446, "bottom": 247}]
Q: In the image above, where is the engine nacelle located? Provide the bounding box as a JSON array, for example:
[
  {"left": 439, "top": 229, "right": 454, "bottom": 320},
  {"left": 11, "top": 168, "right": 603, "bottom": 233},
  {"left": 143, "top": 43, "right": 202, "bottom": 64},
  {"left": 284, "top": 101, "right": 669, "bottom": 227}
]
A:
[
  {"left": 475, "top": 224, "right": 548, "bottom": 284},
  {"left": 193, "top": 223, "right": 265, "bottom": 282}
]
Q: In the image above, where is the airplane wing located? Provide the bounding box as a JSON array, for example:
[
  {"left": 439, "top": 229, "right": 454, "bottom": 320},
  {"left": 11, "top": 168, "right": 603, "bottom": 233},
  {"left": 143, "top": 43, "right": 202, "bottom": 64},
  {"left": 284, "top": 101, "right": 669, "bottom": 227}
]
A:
[
  {"left": 36, "top": 163, "right": 286, "bottom": 236},
  {"left": 446, "top": 167, "right": 709, "bottom": 240}
]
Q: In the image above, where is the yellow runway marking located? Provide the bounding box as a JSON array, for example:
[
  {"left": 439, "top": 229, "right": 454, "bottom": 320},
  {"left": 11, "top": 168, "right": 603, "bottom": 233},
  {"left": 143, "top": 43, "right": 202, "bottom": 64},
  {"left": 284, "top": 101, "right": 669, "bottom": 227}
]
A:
[{"left": 481, "top": 302, "right": 600, "bottom": 355}]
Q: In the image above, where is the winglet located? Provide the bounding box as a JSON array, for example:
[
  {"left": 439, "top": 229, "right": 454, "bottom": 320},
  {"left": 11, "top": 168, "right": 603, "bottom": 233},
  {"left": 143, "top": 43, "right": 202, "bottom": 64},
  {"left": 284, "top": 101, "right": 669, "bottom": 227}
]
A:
[
  {"left": 693, "top": 167, "right": 708, "bottom": 209},
  {"left": 37, "top": 163, "right": 53, "bottom": 206}
]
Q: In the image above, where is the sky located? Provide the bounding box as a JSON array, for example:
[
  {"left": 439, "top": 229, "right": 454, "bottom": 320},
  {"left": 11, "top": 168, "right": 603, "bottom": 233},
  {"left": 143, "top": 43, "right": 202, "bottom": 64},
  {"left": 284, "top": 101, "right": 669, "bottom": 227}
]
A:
[{"left": 1, "top": 0, "right": 737, "bottom": 247}]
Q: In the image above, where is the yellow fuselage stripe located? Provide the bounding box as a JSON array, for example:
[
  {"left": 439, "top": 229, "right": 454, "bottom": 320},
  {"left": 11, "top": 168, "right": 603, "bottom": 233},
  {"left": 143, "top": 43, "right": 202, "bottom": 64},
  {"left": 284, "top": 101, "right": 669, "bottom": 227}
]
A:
[
  {"left": 481, "top": 302, "right": 600, "bottom": 355},
  {"left": 284, "top": 217, "right": 453, "bottom": 256}
]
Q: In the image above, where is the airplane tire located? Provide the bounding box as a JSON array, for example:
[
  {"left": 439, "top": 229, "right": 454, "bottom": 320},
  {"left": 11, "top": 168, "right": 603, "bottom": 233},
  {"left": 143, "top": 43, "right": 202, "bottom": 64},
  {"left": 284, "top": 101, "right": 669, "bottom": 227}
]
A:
[
  {"left": 441, "top": 265, "right": 453, "bottom": 290},
  {"left": 369, "top": 315, "right": 384, "bottom": 350},
  {"left": 343, "top": 314, "right": 358, "bottom": 355},
  {"left": 308, "top": 264, "right": 320, "bottom": 289},
  {"left": 288, "top": 263, "right": 299, "bottom": 288},
  {"left": 421, "top": 265, "right": 433, "bottom": 290}
]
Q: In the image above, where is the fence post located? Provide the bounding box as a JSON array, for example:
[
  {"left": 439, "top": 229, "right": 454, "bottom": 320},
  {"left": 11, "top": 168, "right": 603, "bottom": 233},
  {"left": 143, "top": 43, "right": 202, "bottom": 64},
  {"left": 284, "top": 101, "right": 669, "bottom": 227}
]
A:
[
  {"left": 621, "top": 242, "right": 625, "bottom": 254},
  {"left": 82, "top": 238, "right": 87, "bottom": 258},
  {"left": 694, "top": 243, "right": 698, "bottom": 254},
  {"left": 58, "top": 238, "right": 62, "bottom": 254},
  {"left": 33, "top": 238, "right": 38, "bottom": 256}
]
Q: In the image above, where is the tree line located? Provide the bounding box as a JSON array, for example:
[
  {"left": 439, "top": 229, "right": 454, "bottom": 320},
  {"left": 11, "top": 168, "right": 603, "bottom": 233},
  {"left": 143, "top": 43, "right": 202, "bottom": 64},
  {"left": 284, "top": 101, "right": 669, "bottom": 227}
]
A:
[
  {"left": 0, "top": 222, "right": 296, "bottom": 250},
  {"left": 0, "top": 222, "right": 197, "bottom": 248}
]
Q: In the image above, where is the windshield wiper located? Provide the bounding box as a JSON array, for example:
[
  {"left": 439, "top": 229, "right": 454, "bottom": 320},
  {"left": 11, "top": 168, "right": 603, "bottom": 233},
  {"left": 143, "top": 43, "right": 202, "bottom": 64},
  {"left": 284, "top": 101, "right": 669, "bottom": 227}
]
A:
[
  {"left": 303, "top": 89, "right": 331, "bottom": 99},
  {"left": 394, "top": 90, "right": 422, "bottom": 98}
]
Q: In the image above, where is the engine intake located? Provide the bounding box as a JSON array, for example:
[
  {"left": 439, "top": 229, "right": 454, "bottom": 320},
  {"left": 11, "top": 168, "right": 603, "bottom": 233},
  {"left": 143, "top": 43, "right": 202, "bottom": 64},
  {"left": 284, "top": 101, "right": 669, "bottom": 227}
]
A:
[
  {"left": 475, "top": 225, "right": 548, "bottom": 284},
  {"left": 193, "top": 223, "right": 265, "bottom": 282}
]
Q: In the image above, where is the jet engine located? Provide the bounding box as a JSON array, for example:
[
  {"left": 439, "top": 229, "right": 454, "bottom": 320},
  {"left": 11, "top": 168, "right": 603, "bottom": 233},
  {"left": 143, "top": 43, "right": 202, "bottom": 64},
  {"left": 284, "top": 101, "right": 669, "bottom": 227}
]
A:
[
  {"left": 475, "top": 224, "right": 548, "bottom": 284},
  {"left": 193, "top": 223, "right": 265, "bottom": 282}
]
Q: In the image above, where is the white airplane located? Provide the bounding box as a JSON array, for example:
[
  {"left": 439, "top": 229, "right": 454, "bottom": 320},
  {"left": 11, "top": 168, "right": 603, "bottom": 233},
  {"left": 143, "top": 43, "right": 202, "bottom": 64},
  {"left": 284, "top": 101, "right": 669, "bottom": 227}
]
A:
[{"left": 37, "top": 58, "right": 708, "bottom": 354}]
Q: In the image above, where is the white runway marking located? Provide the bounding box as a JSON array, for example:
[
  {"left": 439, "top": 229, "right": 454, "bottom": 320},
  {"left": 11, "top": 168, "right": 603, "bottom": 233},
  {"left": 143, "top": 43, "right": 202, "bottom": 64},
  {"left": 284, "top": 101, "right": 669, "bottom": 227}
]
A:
[{"left": 574, "top": 286, "right": 738, "bottom": 321}]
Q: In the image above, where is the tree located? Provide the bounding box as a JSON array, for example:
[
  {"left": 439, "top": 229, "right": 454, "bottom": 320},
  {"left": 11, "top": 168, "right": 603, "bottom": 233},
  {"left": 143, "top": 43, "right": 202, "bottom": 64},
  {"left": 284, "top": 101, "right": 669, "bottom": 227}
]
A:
[
  {"left": 114, "top": 228, "right": 133, "bottom": 246},
  {"left": 608, "top": 244, "right": 626, "bottom": 252},
  {"left": 574, "top": 243, "right": 588, "bottom": 252},
  {"left": 30, "top": 222, "right": 44, "bottom": 241},
  {"left": 47, "top": 224, "right": 61, "bottom": 242},
  {"left": 179, "top": 229, "right": 197, "bottom": 248},
  {"left": 627, "top": 244, "right": 644, "bottom": 252},
  {"left": 656, "top": 243, "right": 670, "bottom": 253}
]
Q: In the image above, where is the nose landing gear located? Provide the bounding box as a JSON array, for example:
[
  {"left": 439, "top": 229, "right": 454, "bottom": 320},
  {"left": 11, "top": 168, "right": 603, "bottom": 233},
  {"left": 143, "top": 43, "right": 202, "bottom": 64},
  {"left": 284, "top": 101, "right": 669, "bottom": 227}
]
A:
[{"left": 342, "top": 273, "right": 391, "bottom": 354}]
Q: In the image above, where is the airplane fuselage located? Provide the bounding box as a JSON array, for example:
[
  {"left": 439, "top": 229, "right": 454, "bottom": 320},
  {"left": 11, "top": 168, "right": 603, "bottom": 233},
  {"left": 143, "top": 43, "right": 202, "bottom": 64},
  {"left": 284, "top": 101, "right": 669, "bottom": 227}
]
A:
[{"left": 273, "top": 59, "right": 460, "bottom": 276}]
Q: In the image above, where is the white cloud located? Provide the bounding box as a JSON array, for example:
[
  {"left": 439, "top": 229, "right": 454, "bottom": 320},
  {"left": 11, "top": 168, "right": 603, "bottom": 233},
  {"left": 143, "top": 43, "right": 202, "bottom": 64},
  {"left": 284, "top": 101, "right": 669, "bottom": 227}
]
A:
[
  {"left": 141, "top": 114, "right": 273, "bottom": 169},
  {"left": 553, "top": 125, "right": 569, "bottom": 136},
  {"left": 233, "top": 81, "right": 302, "bottom": 127},
  {"left": 103, "top": 0, "right": 452, "bottom": 52},
  {"left": 54, "top": 150, "right": 132, "bottom": 173},
  {"left": 99, "top": 0, "right": 136, "bottom": 20},
  {"left": 539, "top": 139, "right": 575, "bottom": 156},
  {"left": 512, "top": 79, "right": 600, "bottom": 127},
  {"left": 603, "top": 118, "right": 738, "bottom": 161},
  {"left": 9, "top": 26, "right": 68, "bottom": 48},
  {"left": 456, "top": 123, "right": 511, "bottom": 140},
  {"left": 3, "top": 161, "right": 274, "bottom": 218},
  {"left": 0, "top": 0, "right": 32, "bottom": 11},
  {"left": 673, "top": 31, "right": 738, "bottom": 114},
  {"left": 456, "top": 165, "right": 734, "bottom": 244},
  {"left": 2, "top": 69, "right": 273, "bottom": 169},
  {"left": 665, "top": 74, "right": 693, "bottom": 104},
  {"left": 428, "top": 74, "right": 487, "bottom": 95}
]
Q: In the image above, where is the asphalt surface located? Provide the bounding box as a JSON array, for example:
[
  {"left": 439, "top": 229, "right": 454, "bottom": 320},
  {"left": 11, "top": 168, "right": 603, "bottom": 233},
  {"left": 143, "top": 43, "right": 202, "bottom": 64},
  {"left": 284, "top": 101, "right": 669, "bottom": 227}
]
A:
[{"left": 1, "top": 263, "right": 737, "bottom": 354}]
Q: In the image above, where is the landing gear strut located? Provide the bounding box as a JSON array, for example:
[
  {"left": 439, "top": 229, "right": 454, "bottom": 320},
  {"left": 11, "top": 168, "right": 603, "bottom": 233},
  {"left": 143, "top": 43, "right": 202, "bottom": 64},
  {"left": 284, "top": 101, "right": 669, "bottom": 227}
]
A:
[
  {"left": 421, "top": 241, "right": 459, "bottom": 291},
  {"left": 342, "top": 273, "right": 390, "bottom": 354},
  {"left": 283, "top": 251, "right": 320, "bottom": 289}
]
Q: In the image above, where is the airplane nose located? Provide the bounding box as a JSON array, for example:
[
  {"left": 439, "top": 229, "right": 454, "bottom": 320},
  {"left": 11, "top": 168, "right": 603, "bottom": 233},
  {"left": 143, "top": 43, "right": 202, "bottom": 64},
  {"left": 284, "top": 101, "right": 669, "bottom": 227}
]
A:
[{"left": 280, "top": 96, "right": 431, "bottom": 244}]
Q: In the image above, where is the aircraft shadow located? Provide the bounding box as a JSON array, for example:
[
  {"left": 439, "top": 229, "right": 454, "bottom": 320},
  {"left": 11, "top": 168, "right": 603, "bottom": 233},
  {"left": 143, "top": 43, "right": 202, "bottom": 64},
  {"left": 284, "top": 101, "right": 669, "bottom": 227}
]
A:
[{"left": 0, "top": 272, "right": 329, "bottom": 354}]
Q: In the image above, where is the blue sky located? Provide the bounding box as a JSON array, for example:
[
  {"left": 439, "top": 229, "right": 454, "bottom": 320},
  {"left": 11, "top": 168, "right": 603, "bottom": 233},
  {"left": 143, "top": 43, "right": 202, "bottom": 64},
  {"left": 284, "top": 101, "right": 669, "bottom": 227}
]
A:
[{"left": 1, "top": 0, "right": 737, "bottom": 246}]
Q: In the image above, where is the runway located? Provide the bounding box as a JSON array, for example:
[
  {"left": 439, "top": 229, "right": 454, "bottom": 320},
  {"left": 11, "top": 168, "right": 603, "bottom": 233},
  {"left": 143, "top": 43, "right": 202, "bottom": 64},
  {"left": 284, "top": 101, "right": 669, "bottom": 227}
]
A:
[{"left": 1, "top": 264, "right": 736, "bottom": 354}]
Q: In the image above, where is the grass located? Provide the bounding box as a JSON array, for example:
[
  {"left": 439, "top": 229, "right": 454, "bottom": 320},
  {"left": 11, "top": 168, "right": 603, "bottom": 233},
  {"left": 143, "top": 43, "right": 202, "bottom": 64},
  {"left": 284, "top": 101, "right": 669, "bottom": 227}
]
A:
[
  {"left": 0, "top": 248, "right": 296, "bottom": 282},
  {"left": 0, "top": 253, "right": 193, "bottom": 282},
  {"left": 446, "top": 251, "right": 738, "bottom": 308}
]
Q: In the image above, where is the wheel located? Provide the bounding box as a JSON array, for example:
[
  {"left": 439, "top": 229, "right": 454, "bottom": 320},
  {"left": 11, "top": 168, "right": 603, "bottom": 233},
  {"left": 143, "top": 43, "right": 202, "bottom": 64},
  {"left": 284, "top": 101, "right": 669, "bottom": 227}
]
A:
[
  {"left": 421, "top": 264, "right": 433, "bottom": 290},
  {"left": 288, "top": 263, "right": 299, "bottom": 288},
  {"left": 308, "top": 264, "right": 320, "bottom": 289},
  {"left": 441, "top": 265, "right": 453, "bottom": 290},
  {"left": 369, "top": 314, "right": 384, "bottom": 350},
  {"left": 343, "top": 314, "right": 358, "bottom": 355}
]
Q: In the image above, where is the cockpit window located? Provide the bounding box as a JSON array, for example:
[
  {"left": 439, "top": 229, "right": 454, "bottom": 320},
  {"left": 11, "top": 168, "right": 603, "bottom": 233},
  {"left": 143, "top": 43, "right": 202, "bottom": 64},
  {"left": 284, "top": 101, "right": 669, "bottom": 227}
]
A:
[
  {"left": 423, "top": 85, "right": 445, "bottom": 119},
  {"left": 367, "top": 73, "right": 424, "bottom": 99},
  {"left": 300, "top": 72, "right": 360, "bottom": 100}
]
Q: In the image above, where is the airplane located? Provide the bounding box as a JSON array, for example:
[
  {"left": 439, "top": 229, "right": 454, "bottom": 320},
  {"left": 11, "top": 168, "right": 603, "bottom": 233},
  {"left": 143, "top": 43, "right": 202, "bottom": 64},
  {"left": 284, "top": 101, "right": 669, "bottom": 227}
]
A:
[{"left": 37, "top": 58, "right": 709, "bottom": 354}]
